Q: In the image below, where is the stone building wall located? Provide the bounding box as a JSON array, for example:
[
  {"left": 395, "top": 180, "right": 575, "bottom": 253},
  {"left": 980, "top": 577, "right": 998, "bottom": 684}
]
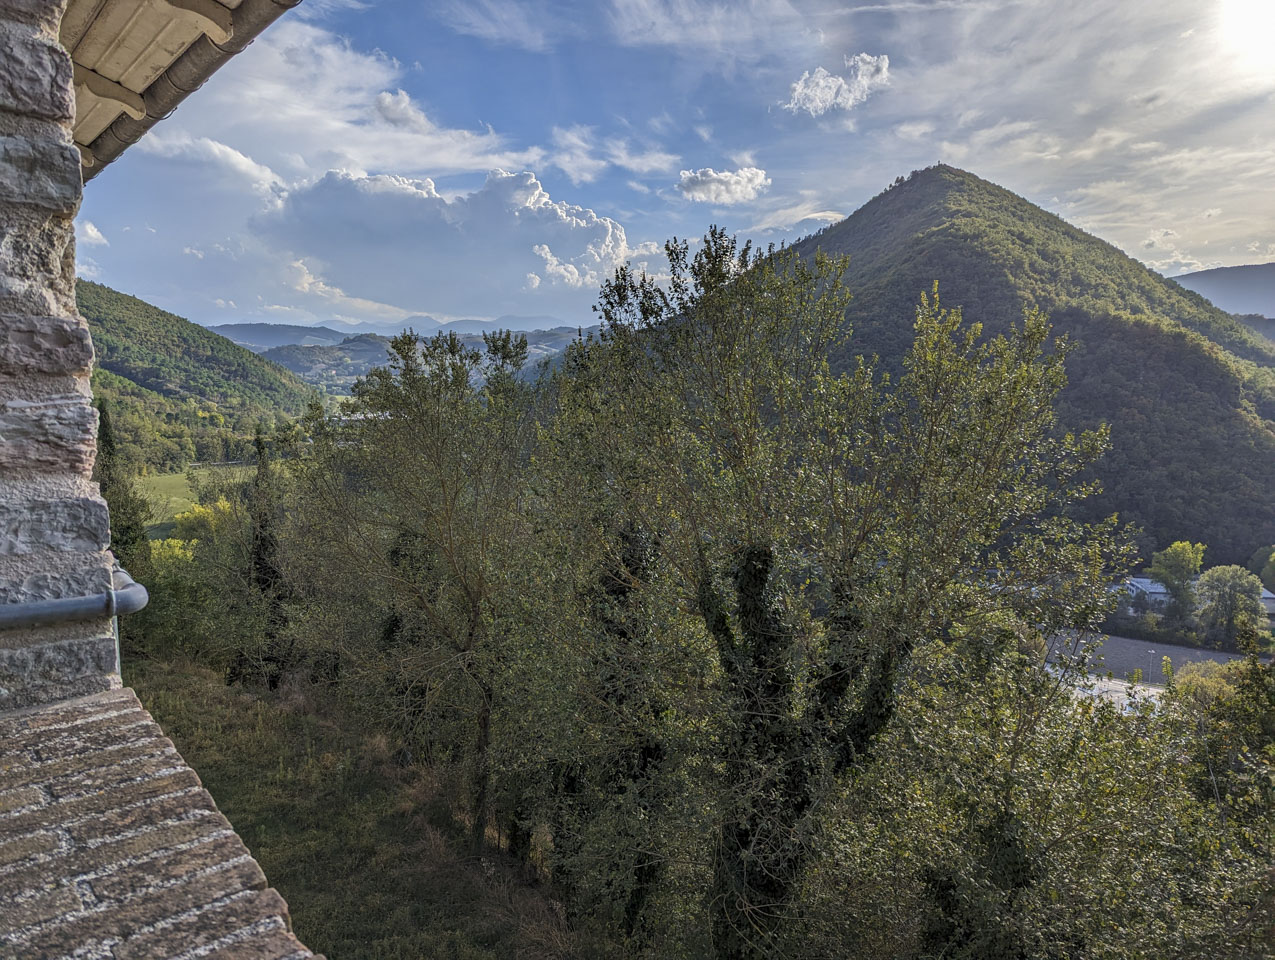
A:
[{"left": 0, "top": 0, "right": 118, "bottom": 710}]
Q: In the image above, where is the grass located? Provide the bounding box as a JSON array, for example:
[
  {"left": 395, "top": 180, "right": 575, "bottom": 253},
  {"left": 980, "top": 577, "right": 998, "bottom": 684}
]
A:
[
  {"left": 138, "top": 467, "right": 250, "bottom": 538},
  {"left": 128, "top": 658, "right": 574, "bottom": 960}
]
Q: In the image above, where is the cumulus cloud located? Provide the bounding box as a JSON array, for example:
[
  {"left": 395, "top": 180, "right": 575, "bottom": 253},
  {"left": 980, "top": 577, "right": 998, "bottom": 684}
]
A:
[
  {"left": 676, "top": 166, "right": 771, "bottom": 204},
  {"left": 784, "top": 53, "right": 890, "bottom": 117},
  {"left": 257, "top": 169, "right": 658, "bottom": 321},
  {"left": 77, "top": 221, "right": 109, "bottom": 246}
]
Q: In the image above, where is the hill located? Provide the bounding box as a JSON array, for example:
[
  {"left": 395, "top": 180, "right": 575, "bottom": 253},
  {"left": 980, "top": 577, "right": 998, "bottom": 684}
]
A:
[
  {"left": 77, "top": 280, "right": 312, "bottom": 471},
  {"left": 791, "top": 165, "right": 1275, "bottom": 564},
  {"left": 206, "top": 322, "right": 348, "bottom": 351},
  {"left": 1174, "top": 262, "right": 1275, "bottom": 322},
  {"left": 265, "top": 327, "right": 589, "bottom": 393}
]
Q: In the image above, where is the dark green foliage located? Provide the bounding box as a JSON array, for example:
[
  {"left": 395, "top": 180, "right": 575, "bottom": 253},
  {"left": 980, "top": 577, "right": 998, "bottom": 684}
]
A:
[
  {"left": 795, "top": 165, "right": 1275, "bottom": 564},
  {"left": 93, "top": 399, "right": 152, "bottom": 582},
  {"left": 78, "top": 280, "right": 311, "bottom": 471}
]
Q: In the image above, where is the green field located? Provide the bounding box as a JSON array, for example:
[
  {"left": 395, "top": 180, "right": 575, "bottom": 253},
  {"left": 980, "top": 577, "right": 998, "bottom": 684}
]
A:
[{"left": 138, "top": 466, "right": 249, "bottom": 537}]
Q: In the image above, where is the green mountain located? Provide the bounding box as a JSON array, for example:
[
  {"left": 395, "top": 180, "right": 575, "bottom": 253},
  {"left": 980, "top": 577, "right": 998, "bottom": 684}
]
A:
[
  {"left": 207, "top": 322, "right": 349, "bottom": 351},
  {"left": 792, "top": 165, "right": 1275, "bottom": 565},
  {"left": 77, "top": 280, "right": 312, "bottom": 471}
]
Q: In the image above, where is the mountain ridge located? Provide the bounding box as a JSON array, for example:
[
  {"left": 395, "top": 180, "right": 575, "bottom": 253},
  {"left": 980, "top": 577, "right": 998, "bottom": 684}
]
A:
[{"left": 791, "top": 165, "right": 1275, "bottom": 564}]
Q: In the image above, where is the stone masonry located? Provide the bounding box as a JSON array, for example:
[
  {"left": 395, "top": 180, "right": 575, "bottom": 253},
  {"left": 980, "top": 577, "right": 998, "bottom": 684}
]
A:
[
  {"left": 0, "top": 0, "right": 117, "bottom": 712},
  {"left": 1, "top": 3, "right": 320, "bottom": 956}
]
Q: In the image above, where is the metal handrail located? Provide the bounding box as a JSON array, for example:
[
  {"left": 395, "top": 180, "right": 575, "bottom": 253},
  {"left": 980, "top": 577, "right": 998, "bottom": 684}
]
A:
[{"left": 0, "top": 567, "right": 149, "bottom": 630}]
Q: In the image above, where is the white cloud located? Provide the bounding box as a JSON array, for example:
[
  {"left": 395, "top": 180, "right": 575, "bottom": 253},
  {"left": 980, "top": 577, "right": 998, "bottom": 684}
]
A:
[
  {"left": 183, "top": 246, "right": 205, "bottom": 259},
  {"left": 549, "top": 125, "right": 609, "bottom": 184},
  {"left": 258, "top": 168, "right": 658, "bottom": 321},
  {"left": 434, "top": 0, "right": 562, "bottom": 51},
  {"left": 77, "top": 220, "right": 109, "bottom": 246},
  {"left": 607, "top": 0, "right": 806, "bottom": 65},
  {"left": 784, "top": 53, "right": 890, "bottom": 117},
  {"left": 676, "top": 166, "right": 771, "bottom": 204},
  {"left": 605, "top": 139, "right": 680, "bottom": 174}
]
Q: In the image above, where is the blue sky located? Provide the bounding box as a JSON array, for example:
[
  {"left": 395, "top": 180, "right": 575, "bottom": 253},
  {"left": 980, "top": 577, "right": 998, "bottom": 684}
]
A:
[{"left": 75, "top": 0, "right": 1275, "bottom": 330}]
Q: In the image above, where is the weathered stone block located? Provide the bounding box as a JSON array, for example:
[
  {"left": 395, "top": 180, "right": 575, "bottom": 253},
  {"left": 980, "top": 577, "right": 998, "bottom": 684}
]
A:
[
  {"left": 0, "top": 313, "right": 93, "bottom": 373},
  {"left": 0, "top": 497, "right": 110, "bottom": 555},
  {"left": 0, "top": 211, "right": 77, "bottom": 314},
  {"left": 0, "top": 783, "right": 43, "bottom": 814},
  {"left": 0, "top": 395, "right": 96, "bottom": 472},
  {"left": 0, "top": 22, "right": 74, "bottom": 121},
  {"left": 0, "top": 0, "right": 69, "bottom": 34},
  {"left": 199, "top": 928, "right": 319, "bottom": 960},
  {"left": 0, "top": 634, "right": 117, "bottom": 712},
  {"left": 114, "top": 889, "right": 292, "bottom": 960},
  {"left": 0, "top": 883, "right": 81, "bottom": 931},
  {"left": 89, "top": 832, "right": 260, "bottom": 902},
  {"left": 0, "top": 564, "right": 113, "bottom": 605},
  {"left": 0, "top": 828, "right": 58, "bottom": 867},
  {"left": 0, "top": 134, "right": 80, "bottom": 215}
]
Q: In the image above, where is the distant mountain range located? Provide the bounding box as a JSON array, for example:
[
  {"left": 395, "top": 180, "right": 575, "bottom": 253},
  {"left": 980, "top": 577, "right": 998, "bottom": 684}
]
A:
[
  {"left": 791, "top": 165, "right": 1275, "bottom": 565},
  {"left": 1174, "top": 263, "right": 1275, "bottom": 338},
  {"left": 210, "top": 314, "right": 575, "bottom": 352},
  {"left": 262, "top": 328, "right": 590, "bottom": 393}
]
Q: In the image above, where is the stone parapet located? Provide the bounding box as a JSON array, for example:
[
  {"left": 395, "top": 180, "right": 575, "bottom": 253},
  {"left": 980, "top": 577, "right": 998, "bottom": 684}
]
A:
[
  {"left": 0, "top": 689, "right": 323, "bottom": 959},
  {"left": 0, "top": 0, "right": 117, "bottom": 710}
]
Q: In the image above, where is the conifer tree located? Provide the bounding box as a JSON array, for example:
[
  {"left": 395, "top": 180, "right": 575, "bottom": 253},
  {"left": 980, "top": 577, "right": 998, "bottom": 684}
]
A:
[{"left": 93, "top": 399, "right": 152, "bottom": 579}]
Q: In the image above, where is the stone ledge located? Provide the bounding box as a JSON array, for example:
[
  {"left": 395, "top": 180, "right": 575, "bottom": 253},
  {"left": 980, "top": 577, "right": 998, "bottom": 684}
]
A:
[
  {"left": 0, "top": 634, "right": 118, "bottom": 712},
  {"left": 0, "top": 689, "right": 323, "bottom": 959}
]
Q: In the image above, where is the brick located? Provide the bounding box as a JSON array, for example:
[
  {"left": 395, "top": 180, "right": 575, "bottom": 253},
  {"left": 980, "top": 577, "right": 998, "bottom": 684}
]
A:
[
  {"left": 40, "top": 750, "right": 188, "bottom": 806},
  {"left": 199, "top": 927, "right": 317, "bottom": 960},
  {"left": 0, "top": 22, "right": 75, "bottom": 121},
  {"left": 14, "top": 859, "right": 268, "bottom": 959},
  {"left": 22, "top": 716, "right": 159, "bottom": 765},
  {"left": 0, "top": 395, "right": 97, "bottom": 473},
  {"left": 1, "top": 883, "right": 81, "bottom": 932},
  {"left": 68, "top": 787, "right": 219, "bottom": 844},
  {"left": 0, "top": 784, "right": 43, "bottom": 814},
  {"left": 0, "top": 688, "right": 140, "bottom": 740},
  {"left": 0, "top": 134, "right": 80, "bottom": 216},
  {"left": 0, "top": 810, "right": 227, "bottom": 897},
  {"left": 0, "top": 313, "right": 93, "bottom": 374},
  {"left": 0, "top": 208, "right": 77, "bottom": 315},
  {"left": 90, "top": 833, "right": 261, "bottom": 903},
  {"left": 0, "top": 496, "right": 110, "bottom": 555},
  {"left": 0, "top": 771, "right": 201, "bottom": 848},
  {"left": 0, "top": 828, "right": 58, "bottom": 866},
  {"left": 115, "top": 888, "right": 292, "bottom": 960},
  {"left": 0, "top": 728, "right": 168, "bottom": 792}
]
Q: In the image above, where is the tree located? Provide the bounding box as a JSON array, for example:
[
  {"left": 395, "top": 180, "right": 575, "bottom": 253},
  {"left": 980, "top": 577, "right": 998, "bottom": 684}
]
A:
[
  {"left": 1147, "top": 540, "right": 1206, "bottom": 625},
  {"left": 573, "top": 229, "right": 1124, "bottom": 958},
  {"left": 1246, "top": 543, "right": 1275, "bottom": 592},
  {"left": 1196, "top": 565, "right": 1267, "bottom": 647},
  {"left": 93, "top": 398, "right": 152, "bottom": 581}
]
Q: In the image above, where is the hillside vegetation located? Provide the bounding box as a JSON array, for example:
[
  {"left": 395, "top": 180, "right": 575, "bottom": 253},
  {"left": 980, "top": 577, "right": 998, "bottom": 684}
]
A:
[
  {"left": 78, "top": 280, "right": 312, "bottom": 470},
  {"left": 794, "top": 165, "right": 1275, "bottom": 563}
]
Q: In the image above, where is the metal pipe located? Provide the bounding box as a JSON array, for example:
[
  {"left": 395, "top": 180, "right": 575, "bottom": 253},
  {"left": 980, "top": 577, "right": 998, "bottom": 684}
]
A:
[{"left": 0, "top": 567, "right": 149, "bottom": 631}]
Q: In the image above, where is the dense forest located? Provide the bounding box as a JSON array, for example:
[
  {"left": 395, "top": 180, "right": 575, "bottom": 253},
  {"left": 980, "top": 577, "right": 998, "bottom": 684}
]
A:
[
  {"left": 117, "top": 232, "right": 1274, "bottom": 959},
  {"left": 798, "top": 166, "right": 1275, "bottom": 564},
  {"left": 77, "top": 280, "right": 312, "bottom": 471}
]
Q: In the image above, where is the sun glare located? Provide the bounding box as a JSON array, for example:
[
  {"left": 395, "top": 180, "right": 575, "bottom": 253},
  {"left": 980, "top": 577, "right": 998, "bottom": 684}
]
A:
[{"left": 1217, "top": 0, "right": 1275, "bottom": 78}]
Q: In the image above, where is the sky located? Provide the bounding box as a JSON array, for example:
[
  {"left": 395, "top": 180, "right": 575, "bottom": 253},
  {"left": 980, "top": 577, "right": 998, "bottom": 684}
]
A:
[{"left": 74, "top": 0, "right": 1275, "bottom": 331}]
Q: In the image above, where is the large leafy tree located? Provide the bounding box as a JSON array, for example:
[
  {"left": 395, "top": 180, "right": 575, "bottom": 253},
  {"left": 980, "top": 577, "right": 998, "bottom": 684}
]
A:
[
  {"left": 1147, "top": 540, "right": 1207, "bottom": 625},
  {"left": 563, "top": 229, "right": 1125, "bottom": 958},
  {"left": 1196, "top": 565, "right": 1268, "bottom": 647}
]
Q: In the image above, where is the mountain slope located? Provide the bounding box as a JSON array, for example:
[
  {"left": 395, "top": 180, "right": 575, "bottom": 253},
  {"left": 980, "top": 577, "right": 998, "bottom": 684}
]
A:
[
  {"left": 1174, "top": 262, "right": 1275, "bottom": 321},
  {"left": 791, "top": 165, "right": 1275, "bottom": 564},
  {"left": 77, "top": 281, "right": 313, "bottom": 470}
]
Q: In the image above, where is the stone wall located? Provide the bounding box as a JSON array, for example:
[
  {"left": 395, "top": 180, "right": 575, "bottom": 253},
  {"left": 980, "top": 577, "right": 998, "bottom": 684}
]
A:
[{"left": 0, "top": 0, "right": 118, "bottom": 711}]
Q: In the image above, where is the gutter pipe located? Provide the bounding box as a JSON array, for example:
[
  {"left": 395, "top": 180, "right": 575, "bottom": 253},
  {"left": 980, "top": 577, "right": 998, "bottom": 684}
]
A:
[{"left": 0, "top": 567, "right": 149, "bottom": 631}]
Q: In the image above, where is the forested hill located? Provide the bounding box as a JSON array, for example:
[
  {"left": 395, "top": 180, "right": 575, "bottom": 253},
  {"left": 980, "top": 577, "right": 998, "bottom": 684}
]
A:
[
  {"left": 77, "top": 280, "right": 312, "bottom": 470},
  {"left": 1174, "top": 262, "right": 1275, "bottom": 321},
  {"left": 792, "top": 165, "right": 1275, "bottom": 564}
]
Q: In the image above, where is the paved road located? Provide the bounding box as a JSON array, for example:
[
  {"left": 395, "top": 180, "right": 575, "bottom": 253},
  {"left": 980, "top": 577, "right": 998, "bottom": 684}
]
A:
[{"left": 1049, "top": 632, "right": 1255, "bottom": 685}]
